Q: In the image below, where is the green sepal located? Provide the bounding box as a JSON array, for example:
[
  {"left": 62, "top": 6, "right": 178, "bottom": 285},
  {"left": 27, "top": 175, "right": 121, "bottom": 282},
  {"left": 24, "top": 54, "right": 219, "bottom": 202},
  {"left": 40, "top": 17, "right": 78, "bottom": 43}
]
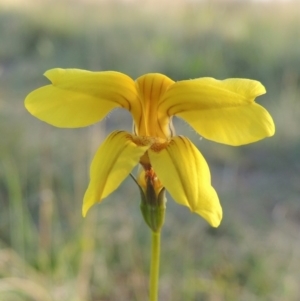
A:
[
  {"left": 140, "top": 188, "right": 166, "bottom": 233},
  {"left": 130, "top": 174, "right": 166, "bottom": 233}
]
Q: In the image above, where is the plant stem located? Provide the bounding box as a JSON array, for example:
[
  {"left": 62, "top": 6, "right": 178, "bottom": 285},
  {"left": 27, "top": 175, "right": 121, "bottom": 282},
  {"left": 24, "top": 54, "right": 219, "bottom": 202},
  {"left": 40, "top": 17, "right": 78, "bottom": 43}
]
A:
[{"left": 149, "top": 231, "right": 161, "bottom": 301}]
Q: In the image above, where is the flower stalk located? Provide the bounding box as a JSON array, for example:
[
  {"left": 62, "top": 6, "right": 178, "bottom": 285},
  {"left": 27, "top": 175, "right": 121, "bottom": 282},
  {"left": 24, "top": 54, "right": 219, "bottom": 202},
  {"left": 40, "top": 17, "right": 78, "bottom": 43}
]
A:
[
  {"left": 149, "top": 231, "right": 161, "bottom": 301},
  {"left": 131, "top": 169, "right": 165, "bottom": 300}
]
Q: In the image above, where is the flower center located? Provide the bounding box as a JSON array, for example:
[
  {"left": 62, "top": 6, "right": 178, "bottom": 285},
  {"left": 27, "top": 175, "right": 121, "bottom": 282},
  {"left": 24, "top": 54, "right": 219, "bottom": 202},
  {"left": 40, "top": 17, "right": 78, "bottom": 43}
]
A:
[{"left": 131, "top": 135, "right": 169, "bottom": 169}]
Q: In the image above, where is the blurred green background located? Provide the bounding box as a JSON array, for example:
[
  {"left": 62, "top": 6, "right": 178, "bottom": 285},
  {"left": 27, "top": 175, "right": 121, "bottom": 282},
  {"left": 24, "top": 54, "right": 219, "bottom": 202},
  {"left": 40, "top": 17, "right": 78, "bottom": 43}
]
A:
[{"left": 0, "top": 0, "right": 300, "bottom": 300}]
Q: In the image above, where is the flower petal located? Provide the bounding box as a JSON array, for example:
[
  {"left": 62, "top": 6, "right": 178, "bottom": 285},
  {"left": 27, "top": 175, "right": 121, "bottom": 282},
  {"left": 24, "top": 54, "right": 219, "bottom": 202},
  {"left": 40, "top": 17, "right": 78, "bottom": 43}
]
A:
[
  {"left": 82, "top": 131, "right": 150, "bottom": 216},
  {"left": 25, "top": 68, "right": 140, "bottom": 128},
  {"left": 149, "top": 136, "right": 222, "bottom": 227},
  {"left": 160, "top": 77, "right": 275, "bottom": 145},
  {"left": 134, "top": 73, "right": 174, "bottom": 138},
  {"left": 178, "top": 103, "right": 275, "bottom": 146}
]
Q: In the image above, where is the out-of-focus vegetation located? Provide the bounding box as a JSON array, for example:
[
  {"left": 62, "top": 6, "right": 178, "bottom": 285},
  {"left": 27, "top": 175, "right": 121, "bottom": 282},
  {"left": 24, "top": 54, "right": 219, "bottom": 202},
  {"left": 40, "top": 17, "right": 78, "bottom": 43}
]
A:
[{"left": 0, "top": 0, "right": 300, "bottom": 300}]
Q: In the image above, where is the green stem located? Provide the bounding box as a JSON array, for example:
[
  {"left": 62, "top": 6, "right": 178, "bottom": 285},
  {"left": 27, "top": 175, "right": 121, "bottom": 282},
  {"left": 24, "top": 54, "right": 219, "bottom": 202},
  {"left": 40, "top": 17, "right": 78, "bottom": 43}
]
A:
[{"left": 149, "top": 231, "right": 161, "bottom": 301}]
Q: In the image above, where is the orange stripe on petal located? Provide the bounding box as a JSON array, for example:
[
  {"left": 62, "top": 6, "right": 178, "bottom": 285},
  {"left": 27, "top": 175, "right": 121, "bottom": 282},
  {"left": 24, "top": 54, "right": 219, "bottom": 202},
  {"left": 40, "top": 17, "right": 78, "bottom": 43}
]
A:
[{"left": 135, "top": 73, "right": 174, "bottom": 138}]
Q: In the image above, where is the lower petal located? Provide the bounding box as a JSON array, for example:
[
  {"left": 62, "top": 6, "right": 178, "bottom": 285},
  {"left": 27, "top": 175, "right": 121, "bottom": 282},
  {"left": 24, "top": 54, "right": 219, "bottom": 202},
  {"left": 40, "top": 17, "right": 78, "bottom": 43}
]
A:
[
  {"left": 82, "top": 131, "right": 150, "bottom": 216},
  {"left": 149, "top": 136, "right": 222, "bottom": 227}
]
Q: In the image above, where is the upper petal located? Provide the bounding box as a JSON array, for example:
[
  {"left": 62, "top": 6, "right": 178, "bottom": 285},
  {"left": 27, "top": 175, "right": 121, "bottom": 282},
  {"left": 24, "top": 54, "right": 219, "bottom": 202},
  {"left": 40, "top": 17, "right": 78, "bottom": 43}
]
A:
[
  {"left": 82, "top": 131, "right": 150, "bottom": 216},
  {"left": 160, "top": 77, "right": 275, "bottom": 145},
  {"left": 148, "top": 136, "right": 222, "bottom": 227},
  {"left": 134, "top": 73, "right": 174, "bottom": 138},
  {"left": 25, "top": 68, "right": 140, "bottom": 128}
]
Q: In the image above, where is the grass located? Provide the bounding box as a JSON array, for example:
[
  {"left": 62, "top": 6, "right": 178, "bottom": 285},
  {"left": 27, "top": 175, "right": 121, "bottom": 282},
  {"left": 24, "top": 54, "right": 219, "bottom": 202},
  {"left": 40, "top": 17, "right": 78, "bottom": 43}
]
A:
[{"left": 1, "top": 1, "right": 300, "bottom": 300}]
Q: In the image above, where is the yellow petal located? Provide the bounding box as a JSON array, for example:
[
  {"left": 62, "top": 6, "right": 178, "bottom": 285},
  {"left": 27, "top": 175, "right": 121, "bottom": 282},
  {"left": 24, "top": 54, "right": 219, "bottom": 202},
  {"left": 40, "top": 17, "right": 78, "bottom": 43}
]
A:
[
  {"left": 25, "top": 68, "right": 140, "bottom": 128},
  {"left": 134, "top": 73, "right": 174, "bottom": 138},
  {"left": 160, "top": 77, "right": 275, "bottom": 145},
  {"left": 149, "top": 136, "right": 222, "bottom": 227},
  {"left": 82, "top": 131, "right": 150, "bottom": 216},
  {"left": 179, "top": 103, "right": 275, "bottom": 146}
]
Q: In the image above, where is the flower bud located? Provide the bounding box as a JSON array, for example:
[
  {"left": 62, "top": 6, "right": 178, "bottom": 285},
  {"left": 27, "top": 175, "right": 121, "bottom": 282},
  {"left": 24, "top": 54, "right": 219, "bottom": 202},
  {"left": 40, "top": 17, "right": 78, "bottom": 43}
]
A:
[{"left": 135, "top": 169, "right": 166, "bottom": 233}]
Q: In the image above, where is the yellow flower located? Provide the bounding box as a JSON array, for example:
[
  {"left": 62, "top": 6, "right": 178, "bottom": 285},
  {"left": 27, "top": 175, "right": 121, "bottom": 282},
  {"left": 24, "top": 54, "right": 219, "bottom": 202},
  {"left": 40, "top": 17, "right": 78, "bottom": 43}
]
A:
[{"left": 25, "top": 68, "right": 275, "bottom": 227}]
